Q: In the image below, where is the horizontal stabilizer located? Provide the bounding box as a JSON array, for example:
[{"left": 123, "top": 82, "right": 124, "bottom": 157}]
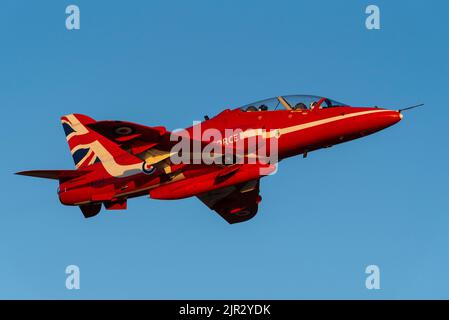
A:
[{"left": 15, "top": 169, "right": 90, "bottom": 181}]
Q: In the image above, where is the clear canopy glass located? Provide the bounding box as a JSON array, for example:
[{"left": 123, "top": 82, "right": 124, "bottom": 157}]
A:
[{"left": 238, "top": 95, "right": 347, "bottom": 112}]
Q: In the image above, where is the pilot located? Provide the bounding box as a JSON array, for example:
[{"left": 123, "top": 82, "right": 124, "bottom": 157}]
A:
[
  {"left": 246, "top": 106, "right": 258, "bottom": 112},
  {"left": 310, "top": 101, "right": 318, "bottom": 110},
  {"left": 293, "top": 102, "right": 307, "bottom": 110},
  {"left": 259, "top": 104, "right": 268, "bottom": 111}
]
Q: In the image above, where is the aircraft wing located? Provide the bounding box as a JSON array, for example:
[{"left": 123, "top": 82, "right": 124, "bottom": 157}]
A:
[
  {"left": 87, "top": 120, "right": 212, "bottom": 157},
  {"left": 87, "top": 120, "right": 222, "bottom": 167},
  {"left": 87, "top": 120, "right": 171, "bottom": 155},
  {"left": 197, "top": 179, "right": 262, "bottom": 224}
]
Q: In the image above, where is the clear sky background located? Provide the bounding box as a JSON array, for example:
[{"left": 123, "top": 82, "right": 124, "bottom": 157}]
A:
[{"left": 0, "top": 0, "right": 448, "bottom": 299}]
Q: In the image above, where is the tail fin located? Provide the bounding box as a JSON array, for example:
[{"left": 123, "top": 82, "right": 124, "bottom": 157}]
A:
[
  {"left": 61, "top": 114, "right": 97, "bottom": 168},
  {"left": 61, "top": 114, "right": 144, "bottom": 177}
]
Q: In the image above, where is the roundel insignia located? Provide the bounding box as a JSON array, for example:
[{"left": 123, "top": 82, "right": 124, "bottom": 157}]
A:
[
  {"left": 115, "top": 126, "right": 133, "bottom": 135},
  {"left": 142, "top": 162, "right": 156, "bottom": 175}
]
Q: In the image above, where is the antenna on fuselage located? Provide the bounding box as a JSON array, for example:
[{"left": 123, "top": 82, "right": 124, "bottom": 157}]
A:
[{"left": 398, "top": 103, "right": 425, "bottom": 113}]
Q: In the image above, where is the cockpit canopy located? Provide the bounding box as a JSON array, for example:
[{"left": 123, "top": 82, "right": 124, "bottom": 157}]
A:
[{"left": 238, "top": 95, "right": 347, "bottom": 112}]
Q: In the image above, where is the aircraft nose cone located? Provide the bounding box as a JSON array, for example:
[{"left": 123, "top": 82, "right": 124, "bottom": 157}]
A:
[
  {"left": 375, "top": 109, "right": 402, "bottom": 130},
  {"left": 392, "top": 110, "right": 404, "bottom": 123},
  {"left": 389, "top": 110, "right": 403, "bottom": 124},
  {"left": 360, "top": 109, "right": 402, "bottom": 135}
]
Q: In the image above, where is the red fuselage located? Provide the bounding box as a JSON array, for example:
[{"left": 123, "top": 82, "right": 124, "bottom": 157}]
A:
[{"left": 57, "top": 105, "right": 402, "bottom": 206}]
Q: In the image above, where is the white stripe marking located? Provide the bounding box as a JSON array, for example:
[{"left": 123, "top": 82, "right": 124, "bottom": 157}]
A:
[{"left": 280, "top": 109, "right": 391, "bottom": 136}]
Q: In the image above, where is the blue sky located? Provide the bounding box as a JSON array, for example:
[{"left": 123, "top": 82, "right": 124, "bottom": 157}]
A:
[{"left": 0, "top": 0, "right": 448, "bottom": 299}]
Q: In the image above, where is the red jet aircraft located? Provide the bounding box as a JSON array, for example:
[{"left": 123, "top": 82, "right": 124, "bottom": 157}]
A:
[{"left": 17, "top": 95, "right": 411, "bottom": 224}]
